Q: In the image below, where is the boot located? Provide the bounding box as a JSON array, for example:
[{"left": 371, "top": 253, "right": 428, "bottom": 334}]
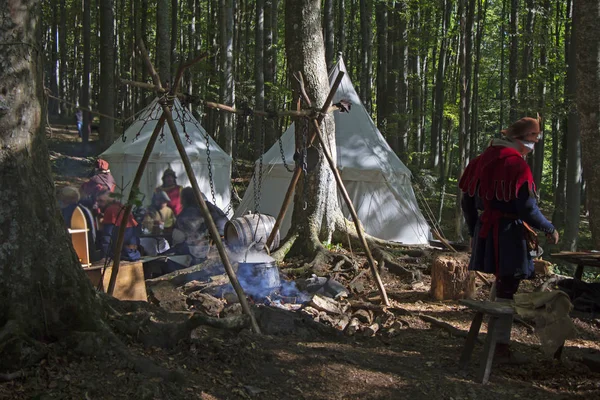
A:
[{"left": 494, "top": 343, "right": 530, "bottom": 365}]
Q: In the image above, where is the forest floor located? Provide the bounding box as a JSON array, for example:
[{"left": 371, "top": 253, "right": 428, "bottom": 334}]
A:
[{"left": 2, "top": 127, "right": 599, "bottom": 400}]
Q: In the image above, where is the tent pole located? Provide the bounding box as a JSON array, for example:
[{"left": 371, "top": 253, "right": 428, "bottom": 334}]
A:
[
  {"left": 106, "top": 113, "right": 167, "bottom": 295},
  {"left": 161, "top": 103, "right": 262, "bottom": 335},
  {"left": 265, "top": 71, "right": 345, "bottom": 249},
  {"left": 309, "top": 117, "right": 390, "bottom": 307}
]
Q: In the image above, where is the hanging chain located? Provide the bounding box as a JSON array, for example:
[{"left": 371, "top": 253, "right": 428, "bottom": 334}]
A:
[
  {"left": 253, "top": 114, "right": 265, "bottom": 213},
  {"left": 301, "top": 118, "right": 309, "bottom": 211},
  {"left": 205, "top": 126, "right": 217, "bottom": 205},
  {"left": 277, "top": 117, "right": 295, "bottom": 172}
]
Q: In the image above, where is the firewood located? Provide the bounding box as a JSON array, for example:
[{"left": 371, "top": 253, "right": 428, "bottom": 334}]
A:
[
  {"left": 352, "top": 309, "right": 374, "bottom": 325},
  {"left": 430, "top": 253, "right": 476, "bottom": 300},
  {"left": 349, "top": 300, "right": 387, "bottom": 313},
  {"left": 309, "top": 294, "right": 344, "bottom": 315},
  {"left": 418, "top": 314, "right": 480, "bottom": 342},
  {"left": 345, "top": 318, "right": 361, "bottom": 336},
  {"left": 363, "top": 323, "right": 380, "bottom": 337}
]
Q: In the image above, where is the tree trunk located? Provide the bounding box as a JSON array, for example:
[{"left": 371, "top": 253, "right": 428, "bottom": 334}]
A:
[
  {"left": 533, "top": 0, "right": 550, "bottom": 186},
  {"left": 519, "top": 0, "right": 534, "bottom": 115},
  {"left": 564, "top": 2, "right": 581, "bottom": 251},
  {"left": 469, "top": 0, "right": 486, "bottom": 157},
  {"left": 499, "top": 0, "right": 506, "bottom": 128},
  {"left": 254, "top": 0, "right": 264, "bottom": 159},
  {"left": 337, "top": 0, "right": 346, "bottom": 56},
  {"left": 171, "top": 0, "right": 178, "bottom": 79},
  {"left": 220, "top": 0, "right": 235, "bottom": 156},
  {"left": 576, "top": 0, "right": 598, "bottom": 247},
  {"left": 99, "top": 0, "right": 115, "bottom": 149},
  {"left": 285, "top": 0, "right": 343, "bottom": 252},
  {"left": 359, "top": 0, "right": 373, "bottom": 112},
  {"left": 81, "top": 0, "right": 91, "bottom": 150},
  {"left": 508, "top": 0, "right": 519, "bottom": 122},
  {"left": 375, "top": 2, "right": 388, "bottom": 132},
  {"left": 59, "top": 0, "right": 67, "bottom": 115},
  {"left": 156, "top": 0, "right": 171, "bottom": 85},
  {"left": 430, "top": 0, "right": 451, "bottom": 170},
  {"left": 430, "top": 254, "right": 476, "bottom": 300},
  {"left": 324, "top": 0, "right": 335, "bottom": 71},
  {"left": 0, "top": 0, "right": 101, "bottom": 363},
  {"left": 264, "top": 0, "right": 277, "bottom": 148},
  {"left": 397, "top": 1, "right": 409, "bottom": 162},
  {"left": 455, "top": 0, "right": 469, "bottom": 240}
]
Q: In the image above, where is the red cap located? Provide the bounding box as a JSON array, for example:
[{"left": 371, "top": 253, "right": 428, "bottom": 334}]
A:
[{"left": 96, "top": 159, "right": 110, "bottom": 171}]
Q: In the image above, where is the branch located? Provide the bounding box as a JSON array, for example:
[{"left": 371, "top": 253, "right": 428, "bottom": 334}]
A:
[
  {"left": 173, "top": 52, "right": 210, "bottom": 92},
  {"left": 136, "top": 38, "right": 163, "bottom": 90}
]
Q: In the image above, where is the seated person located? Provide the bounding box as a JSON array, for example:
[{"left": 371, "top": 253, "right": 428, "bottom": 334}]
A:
[
  {"left": 142, "top": 191, "right": 176, "bottom": 234},
  {"left": 178, "top": 187, "right": 229, "bottom": 237},
  {"left": 58, "top": 186, "right": 102, "bottom": 262},
  {"left": 96, "top": 190, "right": 141, "bottom": 262},
  {"left": 155, "top": 168, "right": 183, "bottom": 216},
  {"left": 80, "top": 159, "right": 116, "bottom": 210}
]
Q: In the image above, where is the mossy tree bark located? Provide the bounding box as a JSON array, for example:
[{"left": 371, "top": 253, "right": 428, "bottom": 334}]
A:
[
  {"left": 0, "top": 0, "right": 102, "bottom": 366},
  {"left": 282, "top": 0, "right": 345, "bottom": 258}
]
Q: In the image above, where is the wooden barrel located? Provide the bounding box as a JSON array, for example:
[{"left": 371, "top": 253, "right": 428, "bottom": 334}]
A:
[{"left": 225, "top": 213, "right": 280, "bottom": 251}]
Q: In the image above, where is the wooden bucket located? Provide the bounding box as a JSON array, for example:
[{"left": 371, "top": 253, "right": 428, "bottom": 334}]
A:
[{"left": 225, "top": 213, "right": 280, "bottom": 251}]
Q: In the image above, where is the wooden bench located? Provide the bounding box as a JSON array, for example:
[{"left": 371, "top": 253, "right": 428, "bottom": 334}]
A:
[{"left": 458, "top": 299, "right": 515, "bottom": 384}]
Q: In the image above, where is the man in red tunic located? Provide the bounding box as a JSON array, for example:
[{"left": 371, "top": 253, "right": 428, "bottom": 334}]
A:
[
  {"left": 459, "top": 116, "right": 559, "bottom": 362},
  {"left": 155, "top": 168, "right": 183, "bottom": 216}
]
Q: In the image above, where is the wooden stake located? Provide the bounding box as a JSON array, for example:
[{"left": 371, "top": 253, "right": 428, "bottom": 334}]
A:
[
  {"left": 161, "top": 100, "right": 261, "bottom": 334},
  {"left": 107, "top": 114, "right": 166, "bottom": 295},
  {"left": 265, "top": 71, "right": 345, "bottom": 249},
  {"left": 309, "top": 118, "right": 390, "bottom": 307}
]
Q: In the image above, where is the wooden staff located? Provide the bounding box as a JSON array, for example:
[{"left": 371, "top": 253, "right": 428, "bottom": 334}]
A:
[
  {"left": 265, "top": 71, "right": 345, "bottom": 249},
  {"left": 161, "top": 103, "right": 261, "bottom": 334},
  {"left": 106, "top": 114, "right": 166, "bottom": 295},
  {"left": 308, "top": 117, "right": 390, "bottom": 307}
]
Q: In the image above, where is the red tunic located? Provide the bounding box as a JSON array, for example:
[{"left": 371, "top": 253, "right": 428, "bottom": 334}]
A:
[
  {"left": 102, "top": 203, "right": 138, "bottom": 228},
  {"left": 156, "top": 185, "right": 183, "bottom": 216}
]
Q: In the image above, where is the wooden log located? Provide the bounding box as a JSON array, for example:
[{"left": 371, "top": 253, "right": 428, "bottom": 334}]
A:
[{"left": 430, "top": 253, "right": 476, "bottom": 300}]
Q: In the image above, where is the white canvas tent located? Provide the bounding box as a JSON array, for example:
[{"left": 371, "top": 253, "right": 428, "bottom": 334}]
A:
[
  {"left": 100, "top": 98, "right": 232, "bottom": 212},
  {"left": 235, "top": 57, "right": 430, "bottom": 244}
]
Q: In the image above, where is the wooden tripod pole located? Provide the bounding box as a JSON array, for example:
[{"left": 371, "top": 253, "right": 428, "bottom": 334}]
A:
[
  {"left": 309, "top": 119, "right": 390, "bottom": 306},
  {"left": 106, "top": 114, "right": 166, "bottom": 295},
  {"left": 161, "top": 104, "right": 261, "bottom": 334},
  {"left": 265, "top": 71, "right": 345, "bottom": 249}
]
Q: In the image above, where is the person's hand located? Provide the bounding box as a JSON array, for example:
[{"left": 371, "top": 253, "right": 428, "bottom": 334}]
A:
[{"left": 546, "top": 230, "right": 559, "bottom": 244}]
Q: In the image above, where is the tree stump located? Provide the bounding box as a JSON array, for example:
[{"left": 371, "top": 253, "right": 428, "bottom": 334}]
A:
[{"left": 430, "top": 253, "right": 476, "bottom": 300}]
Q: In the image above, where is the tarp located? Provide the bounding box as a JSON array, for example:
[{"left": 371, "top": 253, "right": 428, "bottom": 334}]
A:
[
  {"left": 100, "top": 98, "right": 232, "bottom": 212},
  {"left": 235, "top": 57, "right": 430, "bottom": 244}
]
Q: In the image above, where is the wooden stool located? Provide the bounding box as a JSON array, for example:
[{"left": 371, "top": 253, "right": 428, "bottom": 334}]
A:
[{"left": 458, "top": 299, "right": 514, "bottom": 384}]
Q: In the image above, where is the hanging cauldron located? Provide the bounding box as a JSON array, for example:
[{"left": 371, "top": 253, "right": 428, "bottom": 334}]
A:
[{"left": 236, "top": 254, "right": 281, "bottom": 298}]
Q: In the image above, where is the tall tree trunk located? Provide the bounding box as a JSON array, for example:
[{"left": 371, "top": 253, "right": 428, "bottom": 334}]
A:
[
  {"left": 324, "top": 0, "right": 335, "bottom": 71},
  {"left": 99, "top": 0, "right": 115, "bottom": 149},
  {"left": 455, "top": 0, "right": 469, "bottom": 240},
  {"left": 59, "top": 0, "right": 67, "bottom": 115},
  {"left": 156, "top": 0, "right": 171, "bottom": 85},
  {"left": 499, "top": 0, "right": 506, "bottom": 128},
  {"left": 410, "top": 5, "right": 422, "bottom": 167},
  {"left": 0, "top": 0, "right": 101, "bottom": 359},
  {"left": 81, "top": 0, "right": 91, "bottom": 150},
  {"left": 469, "top": 0, "right": 486, "bottom": 157},
  {"left": 285, "top": 0, "right": 343, "bottom": 252},
  {"left": 397, "top": 0, "right": 409, "bottom": 162},
  {"left": 359, "top": 0, "right": 373, "bottom": 112},
  {"left": 508, "top": 0, "right": 519, "bottom": 121},
  {"left": 519, "top": 0, "right": 534, "bottom": 115},
  {"left": 386, "top": 3, "right": 399, "bottom": 152},
  {"left": 533, "top": 0, "right": 550, "bottom": 186},
  {"left": 171, "top": 0, "right": 178, "bottom": 78},
  {"left": 375, "top": 1, "right": 388, "bottom": 132},
  {"left": 264, "top": 0, "right": 277, "bottom": 147},
  {"left": 337, "top": 0, "right": 346, "bottom": 56},
  {"left": 430, "top": 0, "right": 451, "bottom": 171},
  {"left": 576, "top": 0, "right": 600, "bottom": 248},
  {"left": 220, "top": 0, "right": 235, "bottom": 156},
  {"left": 254, "top": 0, "right": 265, "bottom": 159},
  {"left": 49, "top": 1, "right": 59, "bottom": 116},
  {"left": 563, "top": 4, "right": 581, "bottom": 251}
]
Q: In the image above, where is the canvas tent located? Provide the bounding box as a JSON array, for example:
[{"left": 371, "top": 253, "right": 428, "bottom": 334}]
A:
[
  {"left": 235, "top": 57, "right": 430, "bottom": 244},
  {"left": 100, "top": 98, "right": 232, "bottom": 212}
]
